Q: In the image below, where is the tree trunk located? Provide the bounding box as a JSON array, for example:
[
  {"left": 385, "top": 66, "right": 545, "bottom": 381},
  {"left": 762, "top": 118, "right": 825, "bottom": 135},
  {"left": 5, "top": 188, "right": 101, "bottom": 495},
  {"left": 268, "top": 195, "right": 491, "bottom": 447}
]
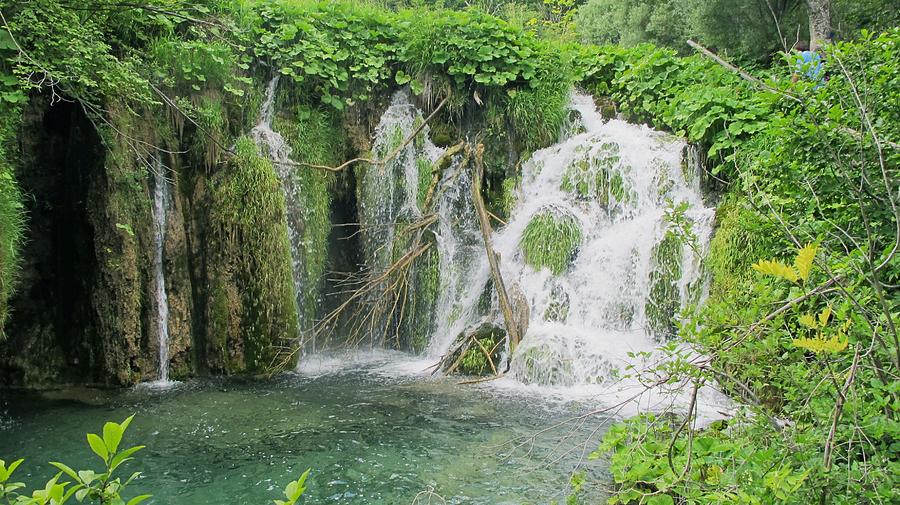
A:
[{"left": 806, "top": 0, "right": 830, "bottom": 50}]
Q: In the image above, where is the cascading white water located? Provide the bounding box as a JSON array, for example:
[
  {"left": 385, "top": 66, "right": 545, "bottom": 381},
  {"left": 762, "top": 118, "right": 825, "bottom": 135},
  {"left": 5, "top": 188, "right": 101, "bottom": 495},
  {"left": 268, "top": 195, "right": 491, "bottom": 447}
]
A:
[
  {"left": 426, "top": 161, "right": 491, "bottom": 358},
  {"left": 151, "top": 158, "right": 172, "bottom": 383},
  {"left": 430, "top": 91, "right": 716, "bottom": 395},
  {"left": 250, "top": 77, "right": 306, "bottom": 338},
  {"left": 356, "top": 90, "right": 444, "bottom": 346},
  {"left": 358, "top": 90, "right": 442, "bottom": 269}
]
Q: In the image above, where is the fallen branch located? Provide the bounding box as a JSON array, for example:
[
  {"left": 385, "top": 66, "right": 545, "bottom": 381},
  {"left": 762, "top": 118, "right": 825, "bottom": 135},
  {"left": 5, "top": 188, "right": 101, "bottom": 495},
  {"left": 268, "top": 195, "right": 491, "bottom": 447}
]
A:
[
  {"left": 458, "top": 374, "right": 505, "bottom": 385},
  {"left": 472, "top": 334, "right": 498, "bottom": 376},
  {"left": 687, "top": 39, "right": 801, "bottom": 103},
  {"left": 471, "top": 144, "right": 522, "bottom": 350}
]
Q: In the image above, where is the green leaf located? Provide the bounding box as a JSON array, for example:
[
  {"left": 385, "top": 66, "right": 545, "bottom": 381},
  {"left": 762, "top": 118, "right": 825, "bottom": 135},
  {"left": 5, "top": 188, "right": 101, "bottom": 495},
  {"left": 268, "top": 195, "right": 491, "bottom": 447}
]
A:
[
  {"left": 109, "top": 446, "right": 145, "bottom": 473},
  {"left": 126, "top": 495, "right": 152, "bottom": 505},
  {"left": 48, "top": 462, "right": 79, "bottom": 481},
  {"left": 752, "top": 259, "right": 799, "bottom": 283},
  {"left": 103, "top": 422, "right": 124, "bottom": 454},
  {"left": 115, "top": 223, "right": 134, "bottom": 237},
  {"left": 793, "top": 243, "right": 816, "bottom": 283},
  {"left": 87, "top": 433, "right": 109, "bottom": 463},
  {"left": 77, "top": 470, "right": 95, "bottom": 485}
]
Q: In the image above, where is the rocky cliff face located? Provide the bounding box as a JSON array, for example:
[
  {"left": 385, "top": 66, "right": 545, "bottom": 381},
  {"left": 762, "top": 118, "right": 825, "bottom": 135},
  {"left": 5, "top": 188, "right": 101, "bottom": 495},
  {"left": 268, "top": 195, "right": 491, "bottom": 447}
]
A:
[
  {"left": 0, "top": 95, "right": 303, "bottom": 386},
  {"left": 0, "top": 83, "right": 531, "bottom": 387}
]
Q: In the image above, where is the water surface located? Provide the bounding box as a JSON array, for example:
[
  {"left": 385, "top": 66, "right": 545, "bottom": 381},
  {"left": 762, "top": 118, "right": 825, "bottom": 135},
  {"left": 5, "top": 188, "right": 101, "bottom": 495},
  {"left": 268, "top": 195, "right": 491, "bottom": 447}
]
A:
[{"left": 1, "top": 358, "right": 611, "bottom": 504}]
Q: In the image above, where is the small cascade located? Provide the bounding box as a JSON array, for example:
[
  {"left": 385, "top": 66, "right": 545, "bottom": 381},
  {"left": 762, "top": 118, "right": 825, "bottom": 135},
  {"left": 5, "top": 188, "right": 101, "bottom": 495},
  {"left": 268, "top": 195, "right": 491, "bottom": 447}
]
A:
[
  {"left": 250, "top": 77, "right": 305, "bottom": 340},
  {"left": 431, "top": 91, "right": 715, "bottom": 390},
  {"left": 426, "top": 162, "right": 491, "bottom": 358},
  {"left": 150, "top": 158, "right": 172, "bottom": 383},
  {"left": 356, "top": 90, "right": 444, "bottom": 348}
]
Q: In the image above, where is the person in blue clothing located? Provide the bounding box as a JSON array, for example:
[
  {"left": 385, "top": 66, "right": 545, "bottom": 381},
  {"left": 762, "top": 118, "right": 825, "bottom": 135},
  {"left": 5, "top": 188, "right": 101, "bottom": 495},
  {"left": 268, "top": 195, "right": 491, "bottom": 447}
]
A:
[{"left": 791, "top": 40, "right": 824, "bottom": 86}]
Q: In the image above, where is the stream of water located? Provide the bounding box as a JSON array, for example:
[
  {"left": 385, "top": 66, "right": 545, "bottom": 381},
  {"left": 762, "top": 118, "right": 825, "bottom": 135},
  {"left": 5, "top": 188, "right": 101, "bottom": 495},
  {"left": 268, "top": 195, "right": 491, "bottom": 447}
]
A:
[
  {"left": 150, "top": 158, "right": 172, "bottom": 384},
  {"left": 251, "top": 76, "right": 307, "bottom": 339},
  {"left": 0, "top": 356, "right": 610, "bottom": 504}
]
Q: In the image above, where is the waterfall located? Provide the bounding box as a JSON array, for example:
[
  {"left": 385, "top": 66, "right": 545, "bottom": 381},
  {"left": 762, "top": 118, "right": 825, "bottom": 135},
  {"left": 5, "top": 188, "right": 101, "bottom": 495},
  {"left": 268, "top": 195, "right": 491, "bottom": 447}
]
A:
[
  {"left": 250, "top": 77, "right": 305, "bottom": 341},
  {"left": 151, "top": 158, "right": 172, "bottom": 383},
  {"left": 426, "top": 160, "right": 490, "bottom": 358},
  {"left": 356, "top": 90, "right": 444, "bottom": 348},
  {"left": 430, "top": 91, "right": 715, "bottom": 392}
]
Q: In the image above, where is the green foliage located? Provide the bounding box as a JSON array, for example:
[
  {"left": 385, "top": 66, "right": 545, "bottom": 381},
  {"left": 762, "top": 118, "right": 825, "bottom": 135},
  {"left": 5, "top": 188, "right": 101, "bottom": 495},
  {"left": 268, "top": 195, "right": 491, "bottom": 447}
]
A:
[
  {"left": 575, "top": 0, "right": 691, "bottom": 49},
  {"left": 597, "top": 29, "right": 900, "bottom": 505},
  {"left": 456, "top": 324, "right": 505, "bottom": 375},
  {"left": 520, "top": 208, "right": 582, "bottom": 274},
  {"left": 402, "top": 8, "right": 543, "bottom": 88},
  {"left": 598, "top": 412, "right": 814, "bottom": 505},
  {"left": 581, "top": 43, "right": 773, "bottom": 178},
  {"left": 0, "top": 415, "right": 149, "bottom": 505},
  {"left": 0, "top": 105, "right": 24, "bottom": 336},
  {"left": 252, "top": 1, "right": 399, "bottom": 109},
  {"left": 274, "top": 469, "right": 310, "bottom": 505}
]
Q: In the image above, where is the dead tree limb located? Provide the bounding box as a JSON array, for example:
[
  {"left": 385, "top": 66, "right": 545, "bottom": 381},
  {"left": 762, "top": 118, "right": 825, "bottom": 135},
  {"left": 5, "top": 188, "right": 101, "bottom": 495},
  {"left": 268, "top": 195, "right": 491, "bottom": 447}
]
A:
[
  {"left": 824, "top": 348, "right": 860, "bottom": 471},
  {"left": 471, "top": 144, "right": 522, "bottom": 350}
]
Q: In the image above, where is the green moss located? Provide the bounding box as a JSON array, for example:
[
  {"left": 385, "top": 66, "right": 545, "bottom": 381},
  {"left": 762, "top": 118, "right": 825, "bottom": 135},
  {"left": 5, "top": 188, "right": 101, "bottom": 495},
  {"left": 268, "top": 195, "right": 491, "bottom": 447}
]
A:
[
  {"left": 560, "top": 142, "right": 633, "bottom": 205},
  {"left": 645, "top": 232, "right": 683, "bottom": 339},
  {"left": 498, "top": 176, "right": 520, "bottom": 218},
  {"left": 416, "top": 155, "right": 432, "bottom": 209},
  {"left": 208, "top": 137, "right": 299, "bottom": 372},
  {"left": 543, "top": 285, "right": 569, "bottom": 322},
  {"left": 520, "top": 208, "right": 582, "bottom": 275},
  {"left": 515, "top": 342, "right": 575, "bottom": 386},
  {"left": 428, "top": 121, "right": 457, "bottom": 148},
  {"left": 0, "top": 106, "right": 25, "bottom": 335},
  {"left": 705, "top": 199, "right": 778, "bottom": 305},
  {"left": 405, "top": 238, "right": 441, "bottom": 353},
  {"left": 505, "top": 49, "right": 573, "bottom": 153},
  {"left": 273, "top": 105, "right": 345, "bottom": 328},
  {"left": 457, "top": 324, "right": 505, "bottom": 376}
]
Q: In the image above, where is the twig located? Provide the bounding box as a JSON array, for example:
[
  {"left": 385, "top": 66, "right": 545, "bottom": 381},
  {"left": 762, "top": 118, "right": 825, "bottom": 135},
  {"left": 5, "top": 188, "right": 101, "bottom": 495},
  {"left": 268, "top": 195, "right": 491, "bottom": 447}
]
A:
[
  {"left": 824, "top": 348, "right": 860, "bottom": 471},
  {"left": 686, "top": 39, "right": 801, "bottom": 103}
]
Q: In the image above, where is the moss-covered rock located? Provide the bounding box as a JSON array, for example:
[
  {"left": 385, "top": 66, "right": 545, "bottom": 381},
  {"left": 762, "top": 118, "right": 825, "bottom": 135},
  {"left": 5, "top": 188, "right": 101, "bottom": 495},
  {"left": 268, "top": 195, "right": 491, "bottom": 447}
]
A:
[
  {"left": 203, "top": 137, "right": 299, "bottom": 373},
  {"left": 0, "top": 106, "right": 24, "bottom": 335},
  {"left": 560, "top": 141, "right": 635, "bottom": 207},
  {"left": 543, "top": 284, "right": 569, "bottom": 322},
  {"left": 273, "top": 105, "right": 345, "bottom": 330},
  {"left": 645, "top": 231, "right": 683, "bottom": 339},
  {"left": 455, "top": 323, "right": 506, "bottom": 376},
  {"left": 512, "top": 340, "right": 575, "bottom": 387},
  {"left": 520, "top": 207, "right": 582, "bottom": 275}
]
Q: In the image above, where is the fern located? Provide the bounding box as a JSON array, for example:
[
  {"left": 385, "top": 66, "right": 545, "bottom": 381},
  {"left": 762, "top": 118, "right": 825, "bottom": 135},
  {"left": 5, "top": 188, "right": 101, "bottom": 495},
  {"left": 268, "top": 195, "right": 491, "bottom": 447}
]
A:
[
  {"left": 752, "top": 243, "right": 817, "bottom": 284},
  {"left": 794, "top": 243, "right": 817, "bottom": 283},
  {"left": 752, "top": 259, "right": 799, "bottom": 283}
]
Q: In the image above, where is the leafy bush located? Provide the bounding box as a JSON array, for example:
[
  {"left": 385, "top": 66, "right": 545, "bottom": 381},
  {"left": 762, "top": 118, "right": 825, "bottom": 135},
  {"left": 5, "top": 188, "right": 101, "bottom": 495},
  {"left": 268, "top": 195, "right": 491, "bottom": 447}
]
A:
[{"left": 594, "top": 29, "right": 900, "bottom": 505}]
